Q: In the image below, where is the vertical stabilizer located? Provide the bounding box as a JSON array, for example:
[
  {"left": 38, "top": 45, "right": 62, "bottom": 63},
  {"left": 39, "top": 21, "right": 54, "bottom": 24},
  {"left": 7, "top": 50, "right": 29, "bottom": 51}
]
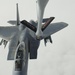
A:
[{"left": 16, "top": 3, "right": 20, "bottom": 25}]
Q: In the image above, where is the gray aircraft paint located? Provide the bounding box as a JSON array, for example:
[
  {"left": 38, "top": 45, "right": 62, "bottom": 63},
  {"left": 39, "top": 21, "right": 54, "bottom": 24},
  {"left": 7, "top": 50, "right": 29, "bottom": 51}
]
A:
[{"left": 0, "top": 0, "right": 68, "bottom": 75}]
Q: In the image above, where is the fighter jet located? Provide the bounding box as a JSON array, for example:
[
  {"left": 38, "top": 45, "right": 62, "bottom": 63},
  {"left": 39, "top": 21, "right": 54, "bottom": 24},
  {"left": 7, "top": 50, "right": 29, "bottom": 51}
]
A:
[{"left": 0, "top": 0, "right": 68, "bottom": 75}]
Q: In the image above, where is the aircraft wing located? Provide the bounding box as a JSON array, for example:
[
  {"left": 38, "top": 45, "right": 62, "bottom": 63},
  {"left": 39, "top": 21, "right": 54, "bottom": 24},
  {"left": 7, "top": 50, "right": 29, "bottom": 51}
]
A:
[
  {"left": 43, "top": 22, "right": 68, "bottom": 38},
  {"left": 0, "top": 26, "right": 19, "bottom": 41}
]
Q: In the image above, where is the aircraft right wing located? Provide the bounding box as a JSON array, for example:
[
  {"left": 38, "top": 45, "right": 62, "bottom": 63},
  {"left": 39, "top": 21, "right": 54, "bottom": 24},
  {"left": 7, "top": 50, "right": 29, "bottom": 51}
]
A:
[
  {"left": 21, "top": 20, "right": 68, "bottom": 39},
  {"left": 43, "top": 22, "right": 68, "bottom": 38}
]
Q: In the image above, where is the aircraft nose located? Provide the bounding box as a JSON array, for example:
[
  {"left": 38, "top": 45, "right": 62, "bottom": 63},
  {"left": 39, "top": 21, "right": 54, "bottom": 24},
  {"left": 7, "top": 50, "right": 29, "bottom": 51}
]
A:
[{"left": 13, "top": 71, "right": 22, "bottom": 75}]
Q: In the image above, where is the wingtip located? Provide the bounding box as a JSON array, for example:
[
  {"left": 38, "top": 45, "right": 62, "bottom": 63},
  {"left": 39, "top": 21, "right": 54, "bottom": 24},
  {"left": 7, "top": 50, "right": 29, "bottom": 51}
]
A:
[
  {"left": 60, "top": 22, "right": 68, "bottom": 27},
  {"left": 64, "top": 22, "right": 68, "bottom": 27}
]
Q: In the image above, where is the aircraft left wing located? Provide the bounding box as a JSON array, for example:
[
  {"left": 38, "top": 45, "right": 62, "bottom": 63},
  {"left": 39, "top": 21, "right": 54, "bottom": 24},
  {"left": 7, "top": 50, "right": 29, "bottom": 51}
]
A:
[
  {"left": 0, "top": 26, "right": 19, "bottom": 41},
  {"left": 43, "top": 22, "right": 68, "bottom": 38}
]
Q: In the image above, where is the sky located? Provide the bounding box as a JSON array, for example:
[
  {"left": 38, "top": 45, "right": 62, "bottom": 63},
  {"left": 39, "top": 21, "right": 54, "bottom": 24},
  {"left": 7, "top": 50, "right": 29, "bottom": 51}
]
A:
[{"left": 0, "top": 0, "right": 75, "bottom": 75}]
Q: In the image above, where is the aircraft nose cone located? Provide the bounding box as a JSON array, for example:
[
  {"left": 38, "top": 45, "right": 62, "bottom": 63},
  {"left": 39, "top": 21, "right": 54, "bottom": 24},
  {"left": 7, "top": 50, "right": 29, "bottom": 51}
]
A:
[{"left": 13, "top": 71, "right": 22, "bottom": 75}]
